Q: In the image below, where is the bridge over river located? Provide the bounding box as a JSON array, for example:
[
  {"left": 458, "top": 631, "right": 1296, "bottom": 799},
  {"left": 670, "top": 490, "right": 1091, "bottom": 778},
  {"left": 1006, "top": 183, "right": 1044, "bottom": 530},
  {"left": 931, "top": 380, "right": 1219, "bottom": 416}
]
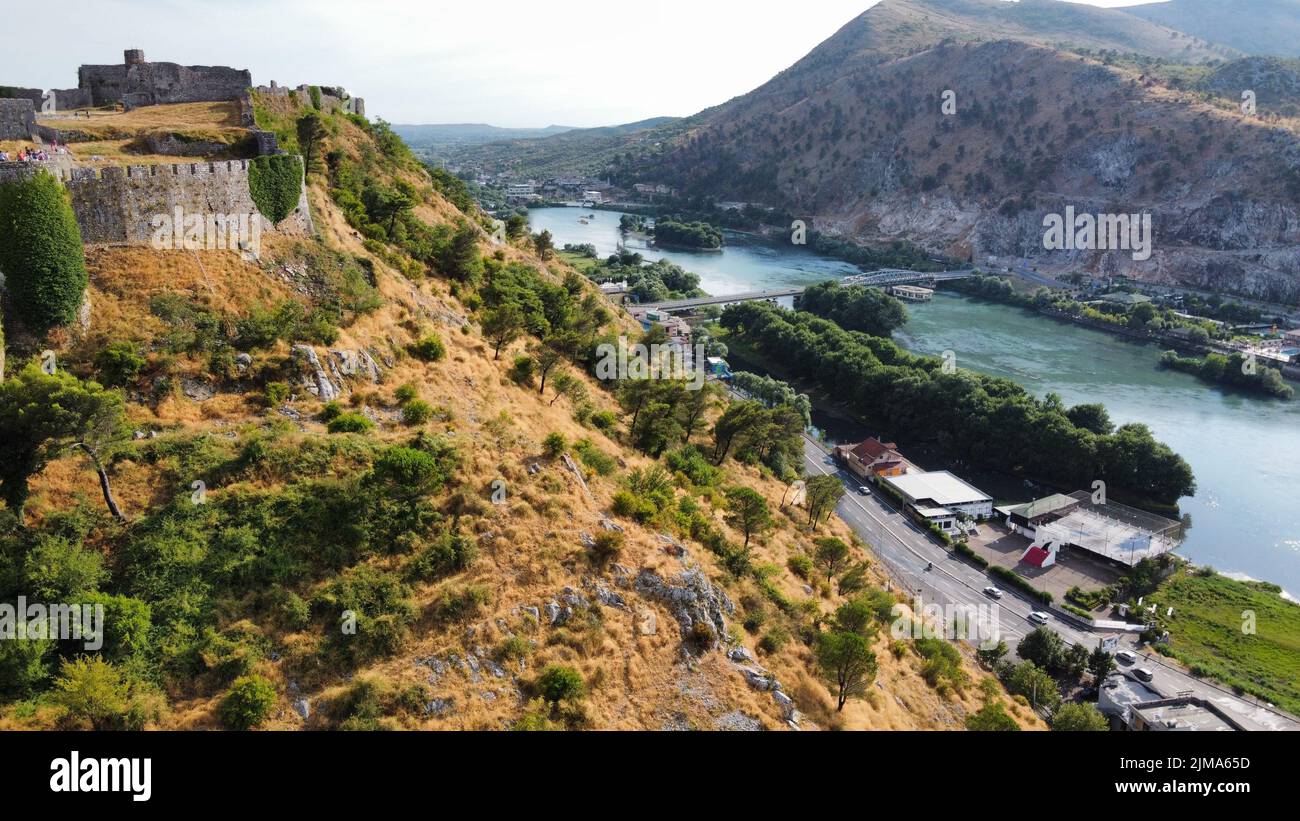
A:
[{"left": 639, "top": 269, "right": 975, "bottom": 312}]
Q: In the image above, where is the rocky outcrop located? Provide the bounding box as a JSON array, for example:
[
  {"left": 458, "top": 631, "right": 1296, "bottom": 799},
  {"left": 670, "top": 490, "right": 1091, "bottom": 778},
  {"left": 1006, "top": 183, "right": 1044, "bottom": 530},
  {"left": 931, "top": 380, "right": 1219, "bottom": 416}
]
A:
[
  {"left": 292, "top": 344, "right": 384, "bottom": 401},
  {"left": 632, "top": 567, "right": 734, "bottom": 650}
]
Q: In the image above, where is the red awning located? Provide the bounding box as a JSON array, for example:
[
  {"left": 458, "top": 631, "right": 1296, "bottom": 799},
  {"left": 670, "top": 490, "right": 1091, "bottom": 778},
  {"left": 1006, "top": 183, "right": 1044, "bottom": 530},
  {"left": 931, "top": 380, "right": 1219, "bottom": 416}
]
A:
[{"left": 1023, "top": 546, "right": 1050, "bottom": 567}]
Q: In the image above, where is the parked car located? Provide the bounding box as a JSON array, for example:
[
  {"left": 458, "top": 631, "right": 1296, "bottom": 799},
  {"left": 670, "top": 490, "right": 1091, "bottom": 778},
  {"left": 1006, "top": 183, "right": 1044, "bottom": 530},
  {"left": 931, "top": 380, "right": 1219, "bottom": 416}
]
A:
[
  {"left": 982, "top": 586, "right": 1004, "bottom": 599},
  {"left": 1115, "top": 650, "right": 1137, "bottom": 665},
  {"left": 1133, "top": 667, "right": 1155, "bottom": 683},
  {"left": 1028, "top": 611, "right": 1051, "bottom": 625}
]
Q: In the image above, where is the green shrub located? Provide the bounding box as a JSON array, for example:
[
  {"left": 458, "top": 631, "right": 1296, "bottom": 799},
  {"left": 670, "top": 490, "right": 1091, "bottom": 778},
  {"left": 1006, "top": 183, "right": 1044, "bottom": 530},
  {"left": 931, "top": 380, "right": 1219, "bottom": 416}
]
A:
[
  {"left": 572, "top": 439, "right": 616, "bottom": 476},
  {"left": 218, "top": 674, "right": 277, "bottom": 730},
  {"left": 433, "top": 584, "right": 491, "bottom": 622},
  {"left": 536, "top": 665, "right": 585, "bottom": 703},
  {"left": 589, "top": 409, "right": 617, "bottom": 432},
  {"left": 248, "top": 155, "right": 304, "bottom": 224},
  {"left": 589, "top": 531, "right": 624, "bottom": 566},
  {"left": 409, "top": 334, "right": 446, "bottom": 362},
  {"left": 0, "top": 169, "right": 89, "bottom": 331},
  {"left": 542, "top": 432, "right": 566, "bottom": 456},
  {"left": 787, "top": 554, "right": 813, "bottom": 580},
  {"left": 318, "top": 400, "right": 343, "bottom": 422},
  {"left": 327, "top": 412, "right": 374, "bottom": 434},
  {"left": 405, "top": 531, "right": 477, "bottom": 581},
  {"left": 94, "top": 341, "right": 145, "bottom": 387},
  {"left": 498, "top": 635, "right": 531, "bottom": 661},
  {"left": 402, "top": 399, "right": 434, "bottom": 426},
  {"left": 759, "top": 625, "right": 790, "bottom": 654},
  {"left": 264, "top": 381, "right": 291, "bottom": 407},
  {"left": 989, "top": 565, "right": 1053, "bottom": 604},
  {"left": 393, "top": 382, "right": 419, "bottom": 404},
  {"left": 51, "top": 657, "right": 162, "bottom": 730},
  {"left": 508, "top": 356, "right": 536, "bottom": 387},
  {"left": 954, "top": 540, "right": 989, "bottom": 568}
]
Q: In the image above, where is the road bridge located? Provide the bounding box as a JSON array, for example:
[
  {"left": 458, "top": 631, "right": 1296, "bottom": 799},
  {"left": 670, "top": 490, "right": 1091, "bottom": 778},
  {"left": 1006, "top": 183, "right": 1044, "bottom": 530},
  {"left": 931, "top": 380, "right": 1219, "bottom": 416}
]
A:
[{"left": 638, "top": 268, "right": 975, "bottom": 312}]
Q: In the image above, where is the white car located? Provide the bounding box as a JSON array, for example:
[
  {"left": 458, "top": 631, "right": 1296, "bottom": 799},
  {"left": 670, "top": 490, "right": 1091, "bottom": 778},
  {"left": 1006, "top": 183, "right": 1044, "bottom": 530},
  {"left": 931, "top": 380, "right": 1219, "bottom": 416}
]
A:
[
  {"left": 857, "top": 485, "right": 871, "bottom": 496},
  {"left": 1115, "top": 650, "right": 1137, "bottom": 665},
  {"left": 1028, "top": 611, "right": 1051, "bottom": 625},
  {"left": 982, "top": 586, "right": 1004, "bottom": 599},
  {"left": 1133, "top": 667, "right": 1155, "bottom": 683}
]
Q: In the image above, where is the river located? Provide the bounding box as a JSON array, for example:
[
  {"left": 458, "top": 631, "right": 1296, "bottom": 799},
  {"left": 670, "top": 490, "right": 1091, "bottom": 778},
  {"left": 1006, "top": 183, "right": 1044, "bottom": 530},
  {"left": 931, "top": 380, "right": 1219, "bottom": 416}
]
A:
[{"left": 529, "top": 206, "right": 1300, "bottom": 597}]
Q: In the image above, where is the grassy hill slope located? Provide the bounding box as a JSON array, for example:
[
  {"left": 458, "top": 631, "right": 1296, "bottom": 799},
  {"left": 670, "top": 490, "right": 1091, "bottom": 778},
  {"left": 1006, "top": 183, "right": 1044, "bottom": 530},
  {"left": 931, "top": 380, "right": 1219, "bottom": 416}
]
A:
[{"left": 0, "top": 92, "right": 1037, "bottom": 731}]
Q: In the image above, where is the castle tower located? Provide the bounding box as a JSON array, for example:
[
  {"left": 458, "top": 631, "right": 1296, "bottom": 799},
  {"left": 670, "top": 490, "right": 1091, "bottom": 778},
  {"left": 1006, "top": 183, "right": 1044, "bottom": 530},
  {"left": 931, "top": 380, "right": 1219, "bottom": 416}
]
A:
[{"left": 124, "top": 49, "right": 146, "bottom": 66}]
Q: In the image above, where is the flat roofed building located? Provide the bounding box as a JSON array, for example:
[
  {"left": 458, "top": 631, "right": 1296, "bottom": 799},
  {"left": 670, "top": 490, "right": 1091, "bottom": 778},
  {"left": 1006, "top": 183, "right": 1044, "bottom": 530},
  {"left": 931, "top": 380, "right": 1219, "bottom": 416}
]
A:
[
  {"left": 882, "top": 470, "right": 993, "bottom": 532},
  {"left": 1131, "top": 697, "right": 1245, "bottom": 732},
  {"left": 1005, "top": 493, "right": 1079, "bottom": 536}
]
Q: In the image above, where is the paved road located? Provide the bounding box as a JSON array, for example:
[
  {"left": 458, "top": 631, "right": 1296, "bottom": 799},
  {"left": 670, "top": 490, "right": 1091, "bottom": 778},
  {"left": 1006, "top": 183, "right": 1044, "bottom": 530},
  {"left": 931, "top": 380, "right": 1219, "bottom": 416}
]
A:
[{"left": 798, "top": 435, "right": 1300, "bottom": 731}]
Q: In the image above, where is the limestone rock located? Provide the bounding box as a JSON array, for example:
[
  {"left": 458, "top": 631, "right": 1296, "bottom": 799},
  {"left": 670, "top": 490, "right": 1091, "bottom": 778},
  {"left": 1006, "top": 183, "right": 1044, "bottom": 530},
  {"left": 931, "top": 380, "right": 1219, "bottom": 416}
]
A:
[
  {"left": 633, "top": 567, "right": 734, "bottom": 649},
  {"left": 292, "top": 344, "right": 340, "bottom": 401},
  {"left": 713, "top": 711, "right": 763, "bottom": 732},
  {"left": 636, "top": 609, "right": 658, "bottom": 636}
]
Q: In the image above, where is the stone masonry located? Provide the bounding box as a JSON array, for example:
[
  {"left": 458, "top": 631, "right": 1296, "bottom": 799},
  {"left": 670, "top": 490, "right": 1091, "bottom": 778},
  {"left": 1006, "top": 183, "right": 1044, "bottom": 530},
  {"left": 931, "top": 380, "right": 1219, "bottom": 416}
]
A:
[
  {"left": 0, "top": 158, "right": 313, "bottom": 245},
  {"left": 0, "top": 98, "right": 36, "bottom": 140},
  {"left": 77, "top": 50, "right": 252, "bottom": 110}
]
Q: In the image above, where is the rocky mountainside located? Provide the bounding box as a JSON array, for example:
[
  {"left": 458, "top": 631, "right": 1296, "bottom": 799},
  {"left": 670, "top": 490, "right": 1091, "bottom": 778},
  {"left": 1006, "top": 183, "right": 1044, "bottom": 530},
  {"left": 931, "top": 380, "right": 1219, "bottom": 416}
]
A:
[
  {"left": 602, "top": 1, "right": 1300, "bottom": 302},
  {"left": 1124, "top": 0, "right": 1300, "bottom": 58}
]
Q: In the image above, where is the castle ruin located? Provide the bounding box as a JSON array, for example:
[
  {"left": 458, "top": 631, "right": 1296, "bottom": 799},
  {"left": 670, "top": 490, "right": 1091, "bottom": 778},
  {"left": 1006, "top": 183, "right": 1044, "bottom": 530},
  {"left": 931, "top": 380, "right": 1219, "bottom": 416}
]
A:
[{"left": 79, "top": 49, "right": 252, "bottom": 110}]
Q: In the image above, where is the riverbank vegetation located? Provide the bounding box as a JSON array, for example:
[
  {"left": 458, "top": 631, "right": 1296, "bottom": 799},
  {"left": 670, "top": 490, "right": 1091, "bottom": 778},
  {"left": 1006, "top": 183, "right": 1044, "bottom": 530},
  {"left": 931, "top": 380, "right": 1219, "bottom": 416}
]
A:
[
  {"left": 720, "top": 298, "right": 1196, "bottom": 506},
  {"left": 797, "top": 281, "right": 909, "bottom": 338},
  {"left": 951, "top": 275, "right": 1223, "bottom": 341},
  {"left": 1159, "top": 350, "right": 1293, "bottom": 399},
  {"left": 572, "top": 249, "right": 704, "bottom": 303},
  {"left": 652, "top": 218, "right": 724, "bottom": 250},
  {"left": 1143, "top": 568, "right": 1300, "bottom": 715}
]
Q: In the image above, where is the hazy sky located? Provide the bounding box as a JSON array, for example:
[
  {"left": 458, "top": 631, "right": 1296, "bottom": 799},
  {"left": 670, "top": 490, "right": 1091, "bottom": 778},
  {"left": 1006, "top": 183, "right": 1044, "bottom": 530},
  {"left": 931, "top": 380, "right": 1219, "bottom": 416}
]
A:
[{"left": 2, "top": 0, "right": 1164, "bottom": 127}]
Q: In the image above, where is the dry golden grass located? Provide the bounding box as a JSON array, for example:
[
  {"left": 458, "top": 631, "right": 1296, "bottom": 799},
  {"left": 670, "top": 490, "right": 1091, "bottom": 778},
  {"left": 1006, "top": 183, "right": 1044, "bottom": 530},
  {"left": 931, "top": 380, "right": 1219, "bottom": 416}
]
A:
[
  {"left": 65, "top": 139, "right": 212, "bottom": 167},
  {"left": 37, "top": 101, "right": 245, "bottom": 139}
]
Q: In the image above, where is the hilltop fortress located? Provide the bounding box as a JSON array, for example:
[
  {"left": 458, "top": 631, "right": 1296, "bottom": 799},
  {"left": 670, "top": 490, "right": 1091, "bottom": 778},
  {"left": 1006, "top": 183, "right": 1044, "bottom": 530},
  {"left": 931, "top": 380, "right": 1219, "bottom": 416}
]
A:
[
  {"left": 0, "top": 49, "right": 367, "bottom": 245},
  {"left": 1, "top": 49, "right": 364, "bottom": 137}
]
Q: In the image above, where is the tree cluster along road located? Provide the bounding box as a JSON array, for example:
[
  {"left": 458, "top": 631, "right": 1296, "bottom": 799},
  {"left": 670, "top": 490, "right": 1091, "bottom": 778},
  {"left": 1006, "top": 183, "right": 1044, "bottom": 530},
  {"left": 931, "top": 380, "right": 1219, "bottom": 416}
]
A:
[{"left": 796, "top": 434, "right": 1300, "bottom": 731}]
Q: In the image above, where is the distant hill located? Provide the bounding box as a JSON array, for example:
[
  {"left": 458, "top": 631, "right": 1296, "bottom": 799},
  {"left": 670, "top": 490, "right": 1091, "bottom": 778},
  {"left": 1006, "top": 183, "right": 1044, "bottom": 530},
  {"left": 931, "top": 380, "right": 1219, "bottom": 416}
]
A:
[
  {"left": 440, "top": 116, "right": 682, "bottom": 179},
  {"left": 391, "top": 123, "right": 575, "bottom": 147},
  {"left": 1196, "top": 57, "right": 1300, "bottom": 115},
  {"left": 1124, "top": 0, "right": 1300, "bottom": 57}
]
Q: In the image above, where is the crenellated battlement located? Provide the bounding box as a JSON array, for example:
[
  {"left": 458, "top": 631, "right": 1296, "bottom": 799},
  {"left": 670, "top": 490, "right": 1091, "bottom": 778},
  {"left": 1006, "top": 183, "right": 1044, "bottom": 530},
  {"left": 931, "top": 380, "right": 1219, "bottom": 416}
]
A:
[{"left": 43, "top": 159, "right": 256, "bottom": 183}]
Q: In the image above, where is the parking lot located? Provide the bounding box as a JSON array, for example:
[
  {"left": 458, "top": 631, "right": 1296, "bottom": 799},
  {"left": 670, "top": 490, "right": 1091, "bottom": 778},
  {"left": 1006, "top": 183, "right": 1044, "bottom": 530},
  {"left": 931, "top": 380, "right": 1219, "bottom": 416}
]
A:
[{"left": 963, "top": 521, "right": 1124, "bottom": 605}]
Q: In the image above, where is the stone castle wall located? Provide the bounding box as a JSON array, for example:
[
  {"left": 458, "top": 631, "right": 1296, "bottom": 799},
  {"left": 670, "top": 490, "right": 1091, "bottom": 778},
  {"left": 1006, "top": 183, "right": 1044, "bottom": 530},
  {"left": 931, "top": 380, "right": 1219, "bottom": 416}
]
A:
[
  {"left": 79, "top": 61, "right": 251, "bottom": 110},
  {"left": 0, "top": 98, "right": 36, "bottom": 140},
  {"left": 256, "top": 82, "right": 365, "bottom": 117},
  {"left": 0, "top": 158, "right": 313, "bottom": 245}
]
